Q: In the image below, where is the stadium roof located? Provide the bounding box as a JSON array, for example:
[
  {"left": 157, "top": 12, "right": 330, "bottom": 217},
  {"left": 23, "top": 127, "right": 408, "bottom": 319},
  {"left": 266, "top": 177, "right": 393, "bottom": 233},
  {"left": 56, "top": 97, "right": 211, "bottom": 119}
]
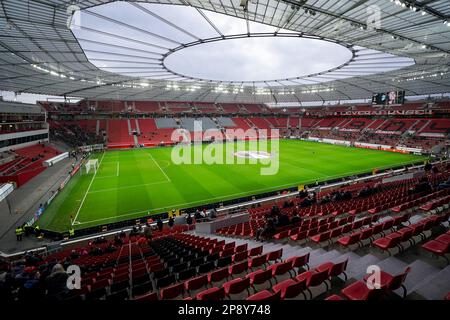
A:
[{"left": 0, "top": 0, "right": 449, "bottom": 104}]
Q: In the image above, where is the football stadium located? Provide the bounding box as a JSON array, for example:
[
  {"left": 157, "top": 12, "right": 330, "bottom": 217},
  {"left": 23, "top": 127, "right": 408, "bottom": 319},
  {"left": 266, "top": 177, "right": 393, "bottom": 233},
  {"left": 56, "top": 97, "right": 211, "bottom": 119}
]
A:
[{"left": 0, "top": 0, "right": 449, "bottom": 305}]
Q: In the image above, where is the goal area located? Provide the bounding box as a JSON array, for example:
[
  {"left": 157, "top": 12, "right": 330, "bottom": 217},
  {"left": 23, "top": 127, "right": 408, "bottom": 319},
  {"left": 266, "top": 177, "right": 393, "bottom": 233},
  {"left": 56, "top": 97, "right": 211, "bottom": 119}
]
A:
[{"left": 84, "top": 159, "right": 99, "bottom": 174}]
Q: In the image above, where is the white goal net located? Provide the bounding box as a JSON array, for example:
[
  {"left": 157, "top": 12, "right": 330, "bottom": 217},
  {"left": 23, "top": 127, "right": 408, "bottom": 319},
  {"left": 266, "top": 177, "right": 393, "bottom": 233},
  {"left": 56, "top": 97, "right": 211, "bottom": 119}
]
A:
[{"left": 85, "top": 159, "right": 99, "bottom": 174}]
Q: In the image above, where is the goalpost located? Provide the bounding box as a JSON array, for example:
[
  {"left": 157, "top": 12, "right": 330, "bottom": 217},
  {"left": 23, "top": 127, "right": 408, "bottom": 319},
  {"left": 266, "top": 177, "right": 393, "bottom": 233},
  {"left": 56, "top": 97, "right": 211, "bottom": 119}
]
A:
[{"left": 84, "top": 159, "right": 99, "bottom": 174}]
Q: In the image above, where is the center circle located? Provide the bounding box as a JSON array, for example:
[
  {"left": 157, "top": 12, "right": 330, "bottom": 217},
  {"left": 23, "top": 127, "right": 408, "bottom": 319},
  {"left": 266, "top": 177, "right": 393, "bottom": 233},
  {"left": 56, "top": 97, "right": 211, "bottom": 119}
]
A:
[{"left": 164, "top": 36, "right": 353, "bottom": 82}]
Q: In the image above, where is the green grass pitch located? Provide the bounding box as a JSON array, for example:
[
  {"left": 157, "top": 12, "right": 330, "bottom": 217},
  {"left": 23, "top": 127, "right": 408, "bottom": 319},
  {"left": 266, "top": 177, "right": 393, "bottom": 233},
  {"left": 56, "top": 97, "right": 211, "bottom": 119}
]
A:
[{"left": 38, "top": 140, "right": 427, "bottom": 232}]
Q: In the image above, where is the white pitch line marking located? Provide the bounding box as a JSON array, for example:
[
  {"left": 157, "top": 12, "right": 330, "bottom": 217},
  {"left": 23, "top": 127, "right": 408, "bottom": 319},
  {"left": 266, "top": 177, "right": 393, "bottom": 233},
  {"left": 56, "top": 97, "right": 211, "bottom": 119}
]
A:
[
  {"left": 71, "top": 152, "right": 105, "bottom": 226},
  {"left": 88, "top": 180, "right": 170, "bottom": 194},
  {"left": 149, "top": 153, "right": 171, "bottom": 182},
  {"left": 75, "top": 160, "right": 423, "bottom": 226}
]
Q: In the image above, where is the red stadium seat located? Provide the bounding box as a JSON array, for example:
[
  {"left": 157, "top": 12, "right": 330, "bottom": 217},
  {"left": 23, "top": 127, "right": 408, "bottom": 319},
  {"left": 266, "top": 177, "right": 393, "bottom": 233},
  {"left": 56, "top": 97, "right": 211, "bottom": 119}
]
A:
[
  {"left": 266, "top": 249, "right": 283, "bottom": 263},
  {"left": 248, "top": 254, "right": 267, "bottom": 269},
  {"left": 325, "top": 294, "right": 344, "bottom": 300},
  {"left": 295, "top": 269, "right": 330, "bottom": 299},
  {"left": 337, "top": 233, "right": 360, "bottom": 247},
  {"left": 246, "top": 290, "right": 281, "bottom": 301},
  {"left": 248, "top": 246, "right": 263, "bottom": 256},
  {"left": 229, "top": 260, "right": 248, "bottom": 277},
  {"left": 160, "top": 282, "right": 184, "bottom": 300},
  {"left": 272, "top": 278, "right": 307, "bottom": 300},
  {"left": 196, "top": 287, "right": 225, "bottom": 301},
  {"left": 373, "top": 233, "right": 402, "bottom": 255},
  {"left": 246, "top": 269, "right": 273, "bottom": 289},
  {"left": 208, "top": 268, "right": 229, "bottom": 284},
  {"left": 133, "top": 292, "right": 158, "bottom": 301},
  {"left": 363, "top": 267, "right": 411, "bottom": 298},
  {"left": 184, "top": 275, "right": 208, "bottom": 294},
  {"left": 285, "top": 253, "right": 310, "bottom": 273},
  {"left": 315, "top": 259, "right": 348, "bottom": 282},
  {"left": 341, "top": 281, "right": 385, "bottom": 300},
  {"left": 222, "top": 277, "right": 251, "bottom": 298},
  {"left": 268, "top": 261, "right": 294, "bottom": 281}
]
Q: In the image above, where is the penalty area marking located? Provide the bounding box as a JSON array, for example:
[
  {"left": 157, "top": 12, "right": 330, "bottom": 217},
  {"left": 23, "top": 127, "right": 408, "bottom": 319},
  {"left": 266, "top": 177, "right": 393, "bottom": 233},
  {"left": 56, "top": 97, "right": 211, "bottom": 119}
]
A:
[
  {"left": 71, "top": 152, "right": 105, "bottom": 226},
  {"left": 149, "top": 153, "right": 171, "bottom": 182},
  {"left": 73, "top": 157, "right": 423, "bottom": 226},
  {"left": 87, "top": 180, "right": 170, "bottom": 194}
]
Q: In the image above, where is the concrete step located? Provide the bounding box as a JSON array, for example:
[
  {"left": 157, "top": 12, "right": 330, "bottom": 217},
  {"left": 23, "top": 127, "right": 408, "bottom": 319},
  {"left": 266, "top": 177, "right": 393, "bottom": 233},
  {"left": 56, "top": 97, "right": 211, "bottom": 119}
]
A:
[
  {"left": 262, "top": 242, "right": 285, "bottom": 254},
  {"left": 330, "top": 251, "right": 361, "bottom": 265},
  {"left": 406, "top": 259, "right": 441, "bottom": 295},
  {"left": 309, "top": 249, "right": 343, "bottom": 268},
  {"left": 411, "top": 265, "right": 450, "bottom": 300},
  {"left": 376, "top": 256, "right": 408, "bottom": 274},
  {"left": 280, "top": 244, "right": 311, "bottom": 260},
  {"left": 346, "top": 254, "right": 382, "bottom": 279}
]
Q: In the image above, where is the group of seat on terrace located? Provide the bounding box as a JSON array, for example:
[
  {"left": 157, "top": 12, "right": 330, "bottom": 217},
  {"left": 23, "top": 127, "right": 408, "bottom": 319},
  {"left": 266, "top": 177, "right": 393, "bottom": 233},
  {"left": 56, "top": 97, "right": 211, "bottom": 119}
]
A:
[
  {"left": 215, "top": 165, "right": 450, "bottom": 244},
  {"left": 0, "top": 144, "right": 60, "bottom": 186},
  {"left": 40, "top": 99, "right": 450, "bottom": 115},
  {"left": 4, "top": 219, "right": 449, "bottom": 301},
  {"left": 46, "top": 115, "right": 449, "bottom": 152},
  {"left": 0, "top": 226, "right": 192, "bottom": 301},
  {"left": 2, "top": 174, "right": 449, "bottom": 302}
]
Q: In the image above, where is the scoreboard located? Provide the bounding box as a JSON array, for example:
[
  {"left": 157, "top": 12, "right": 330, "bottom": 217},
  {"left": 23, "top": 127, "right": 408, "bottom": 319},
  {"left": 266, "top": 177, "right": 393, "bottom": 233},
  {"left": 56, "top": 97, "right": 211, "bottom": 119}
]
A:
[{"left": 372, "top": 90, "right": 405, "bottom": 105}]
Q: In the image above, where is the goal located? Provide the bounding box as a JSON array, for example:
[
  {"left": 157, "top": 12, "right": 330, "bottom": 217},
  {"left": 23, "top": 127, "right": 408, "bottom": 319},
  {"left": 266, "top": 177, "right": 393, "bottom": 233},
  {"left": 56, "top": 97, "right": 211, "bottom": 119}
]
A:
[{"left": 85, "top": 159, "right": 99, "bottom": 174}]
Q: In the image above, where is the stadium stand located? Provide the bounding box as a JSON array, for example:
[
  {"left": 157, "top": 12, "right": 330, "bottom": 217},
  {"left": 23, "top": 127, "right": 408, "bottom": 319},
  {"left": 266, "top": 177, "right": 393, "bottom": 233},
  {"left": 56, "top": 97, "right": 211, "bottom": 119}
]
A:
[
  {"left": 107, "top": 120, "right": 135, "bottom": 148},
  {"left": 0, "top": 144, "right": 60, "bottom": 186},
  {"left": 1, "top": 159, "right": 448, "bottom": 301}
]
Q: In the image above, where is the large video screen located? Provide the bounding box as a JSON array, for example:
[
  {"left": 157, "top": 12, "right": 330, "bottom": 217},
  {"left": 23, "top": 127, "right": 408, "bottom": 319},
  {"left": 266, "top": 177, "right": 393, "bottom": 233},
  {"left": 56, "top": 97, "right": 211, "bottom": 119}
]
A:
[{"left": 372, "top": 91, "right": 405, "bottom": 105}]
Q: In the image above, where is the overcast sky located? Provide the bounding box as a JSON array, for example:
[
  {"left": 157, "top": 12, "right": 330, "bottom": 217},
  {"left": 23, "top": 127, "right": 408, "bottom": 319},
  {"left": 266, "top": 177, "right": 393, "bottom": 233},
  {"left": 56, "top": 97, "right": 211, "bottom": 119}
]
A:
[{"left": 74, "top": 2, "right": 352, "bottom": 82}]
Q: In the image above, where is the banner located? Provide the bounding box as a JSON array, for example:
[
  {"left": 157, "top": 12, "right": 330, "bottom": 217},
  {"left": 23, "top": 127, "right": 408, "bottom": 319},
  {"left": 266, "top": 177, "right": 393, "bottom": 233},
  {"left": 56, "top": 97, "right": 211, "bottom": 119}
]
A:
[{"left": 337, "top": 110, "right": 432, "bottom": 116}]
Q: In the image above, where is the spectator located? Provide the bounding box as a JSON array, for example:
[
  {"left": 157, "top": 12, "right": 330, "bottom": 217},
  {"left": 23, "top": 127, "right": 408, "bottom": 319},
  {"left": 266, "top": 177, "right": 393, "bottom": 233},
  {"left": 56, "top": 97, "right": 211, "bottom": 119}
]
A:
[
  {"left": 137, "top": 236, "right": 147, "bottom": 245},
  {"left": 156, "top": 217, "right": 163, "bottom": 232},
  {"left": 277, "top": 214, "right": 290, "bottom": 227},
  {"left": 18, "top": 269, "right": 43, "bottom": 301},
  {"left": 291, "top": 211, "right": 301, "bottom": 225},
  {"left": 144, "top": 226, "right": 153, "bottom": 240},
  {"left": 113, "top": 235, "right": 123, "bottom": 246},
  {"left": 256, "top": 219, "right": 276, "bottom": 241},
  {"left": 69, "top": 250, "right": 79, "bottom": 260},
  {"left": 168, "top": 216, "right": 174, "bottom": 229},
  {"left": 46, "top": 264, "right": 68, "bottom": 300},
  {"left": 209, "top": 208, "right": 217, "bottom": 220},
  {"left": 270, "top": 205, "right": 280, "bottom": 216},
  {"left": 186, "top": 213, "right": 193, "bottom": 225},
  {"left": 437, "top": 177, "right": 450, "bottom": 190},
  {"left": 105, "top": 243, "right": 117, "bottom": 253}
]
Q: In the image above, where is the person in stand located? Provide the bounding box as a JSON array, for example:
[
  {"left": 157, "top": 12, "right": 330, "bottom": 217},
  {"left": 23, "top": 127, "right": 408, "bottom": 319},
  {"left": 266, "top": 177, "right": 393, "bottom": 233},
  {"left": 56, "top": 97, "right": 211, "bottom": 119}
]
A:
[
  {"left": 186, "top": 213, "right": 193, "bottom": 226},
  {"left": 209, "top": 208, "right": 217, "bottom": 220},
  {"left": 15, "top": 226, "right": 24, "bottom": 241},
  {"left": 156, "top": 217, "right": 163, "bottom": 232},
  {"left": 34, "top": 225, "right": 41, "bottom": 237},
  {"left": 46, "top": 264, "right": 69, "bottom": 300},
  {"left": 291, "top": 210, "right": 301, "bottom": 225},
  {"left": 114, "top": 235, "right": 124, "bottom": 246},
  {"left": 256, "top": 218, "right": 276, "bottom": 241},
  {"left": 194, "top": 209, "right": 202, "bottom": 220},
  {"left": 168, "top": 215, "right": 174, "bottom": 229},
  {"left": 144, "top": 225, "right": 153, "bottom": 241}
]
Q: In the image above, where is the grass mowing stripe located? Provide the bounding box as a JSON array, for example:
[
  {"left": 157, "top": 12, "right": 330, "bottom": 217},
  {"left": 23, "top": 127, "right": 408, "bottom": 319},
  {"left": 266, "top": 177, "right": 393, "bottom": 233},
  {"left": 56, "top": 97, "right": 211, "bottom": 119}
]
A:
[
  {"left": 40, "top": 140, "right": 427, "bottom": 232},
  {"left": 76, "top": 163, "right": 423, "bottom": 226}
]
